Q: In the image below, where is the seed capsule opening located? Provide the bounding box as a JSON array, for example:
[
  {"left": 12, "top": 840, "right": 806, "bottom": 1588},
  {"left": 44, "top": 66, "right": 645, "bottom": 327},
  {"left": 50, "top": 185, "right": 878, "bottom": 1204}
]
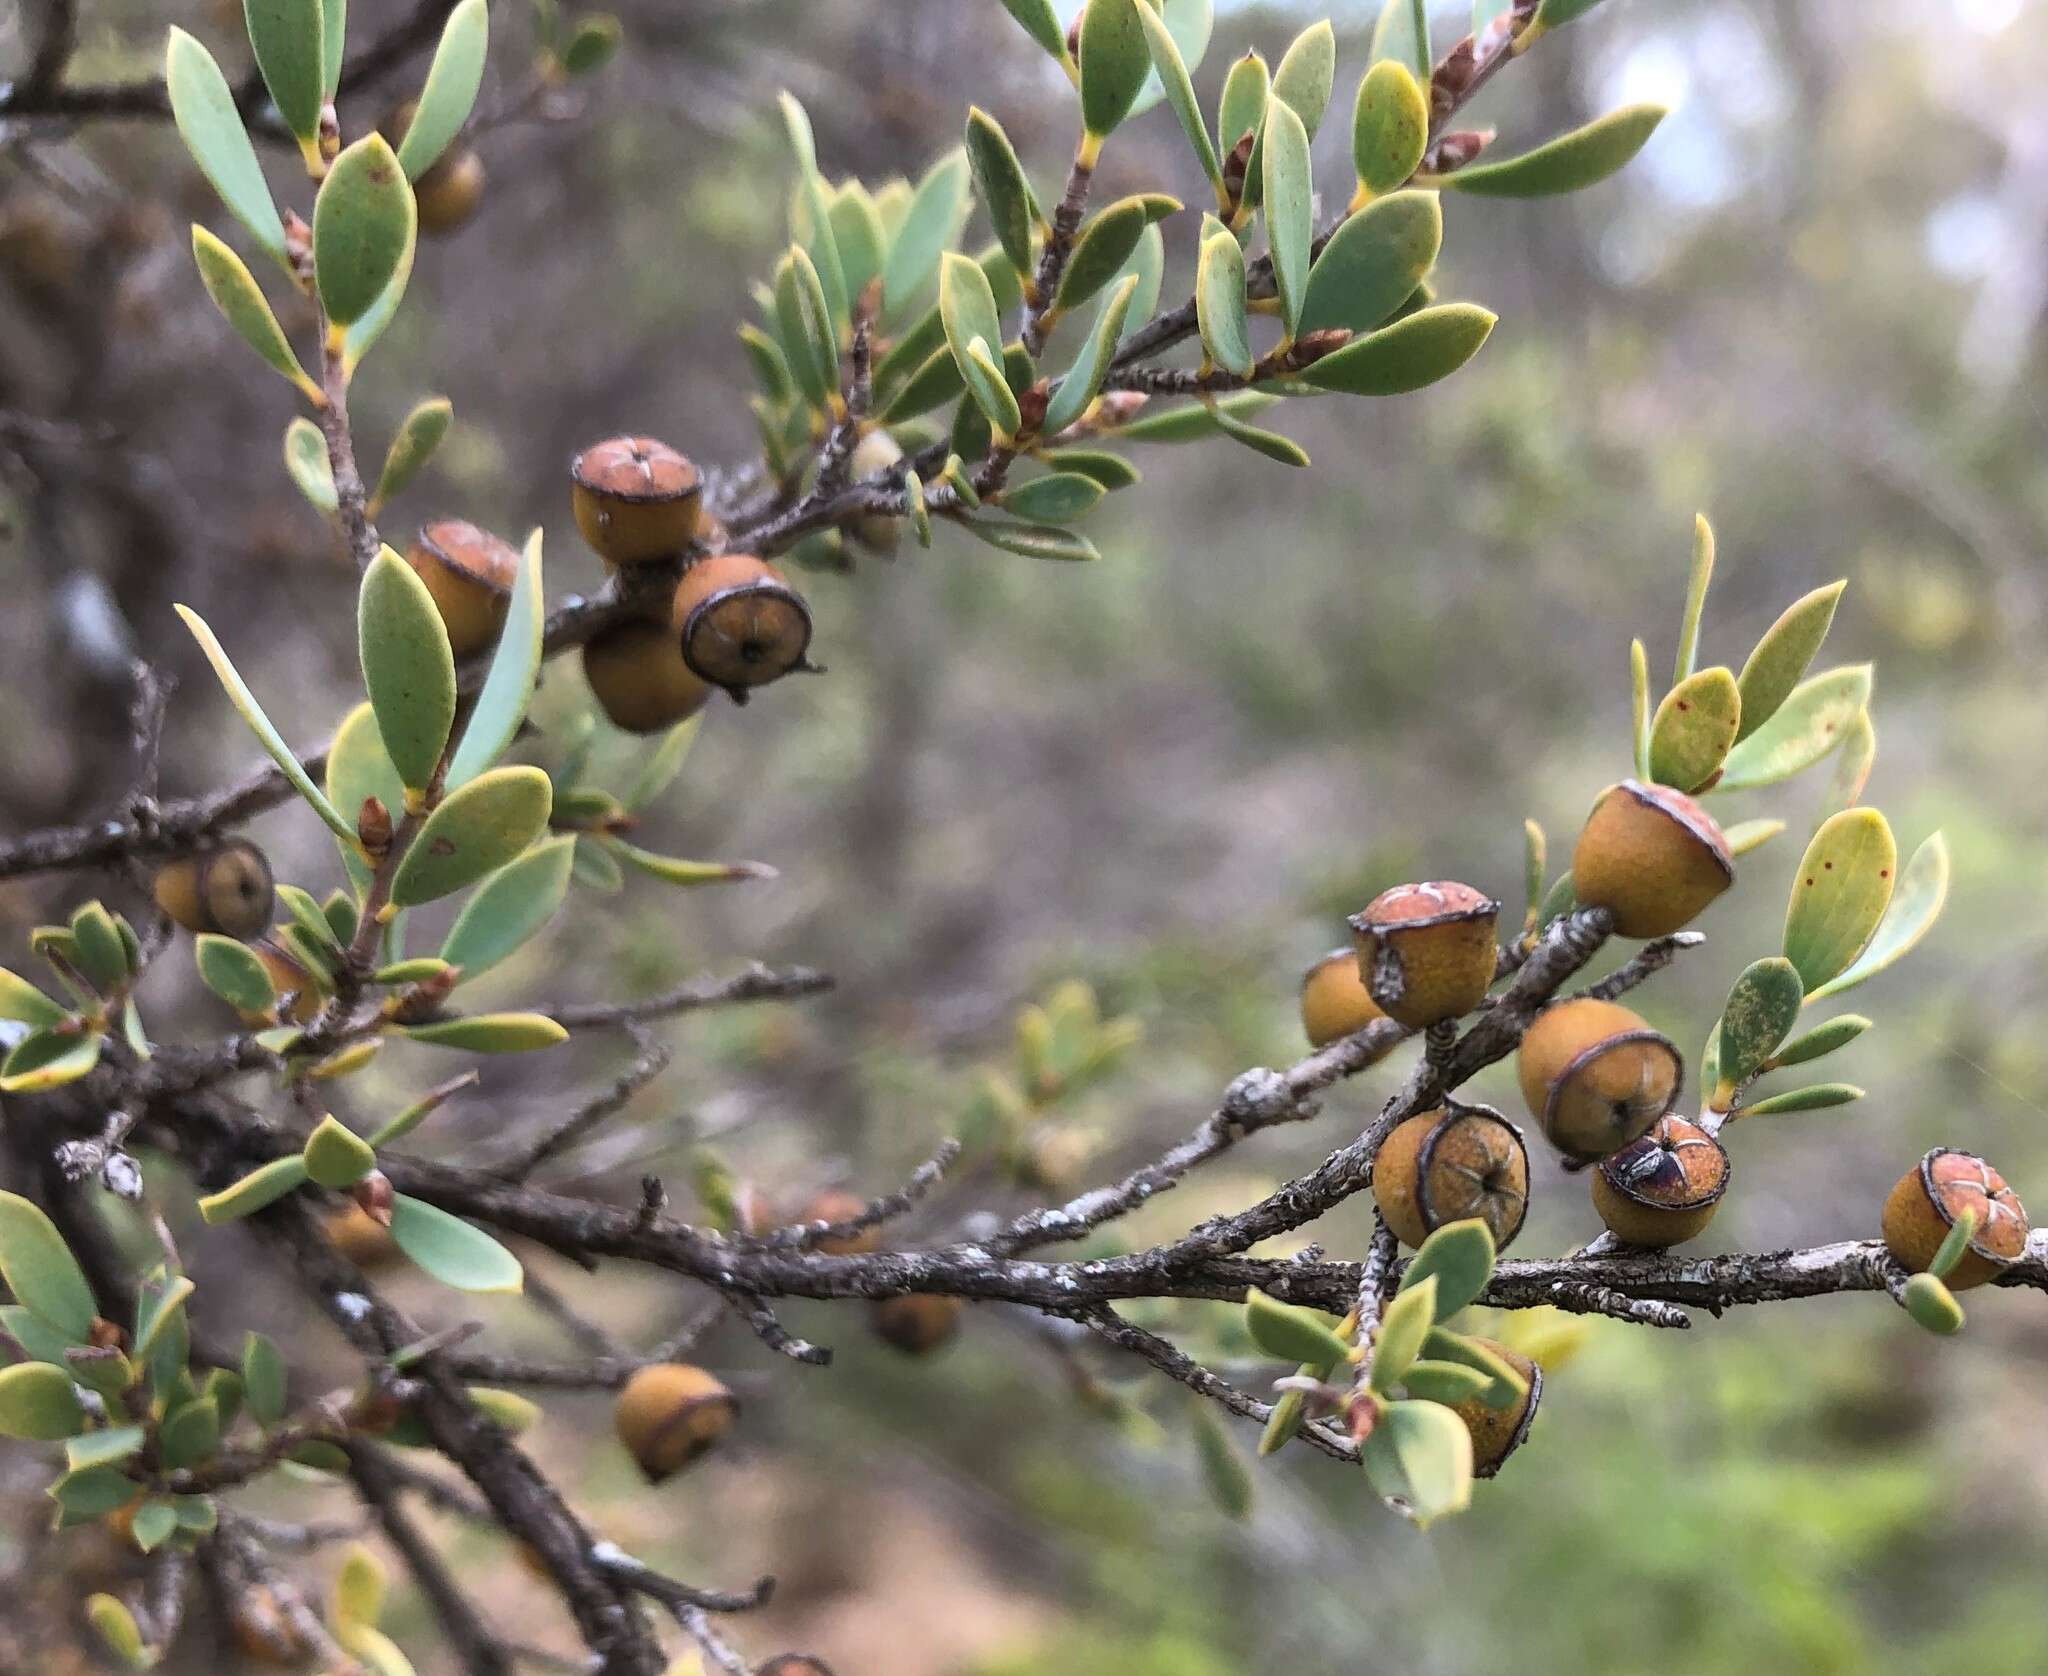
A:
[
  {"left": 571, "top": 435, "right": 705, "bottom": 564},
  {"left": 1919, "top": 1147, "right": 2028, "bottom": 1268},
  {"left": 672, "top": 554, "right": 813, "bottom": 694}
]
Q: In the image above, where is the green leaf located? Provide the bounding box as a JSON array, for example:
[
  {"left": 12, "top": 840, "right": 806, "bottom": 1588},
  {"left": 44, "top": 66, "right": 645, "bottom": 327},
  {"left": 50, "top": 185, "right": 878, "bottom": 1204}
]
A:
[
  {"left": 242, "top": 1332, "right": 288, "bottom": 1426},
  {"left": 961, "top": 336, "right": 1023, "bottom": 437},
  {"left": 49, "top": 1466, "right": 143, "bottom": 1517},
  {"left": 1714, "top": 665, "right": 1871, "bottom": 792},
  {"left": 938, "top": 251, "right": 1007, "bottom": 411},
  {"left": 86, "top": 1594, "right": 148, "bottom": 1669},
  {"left": 620, "top": 717, "right": 703, "bottom": 814},
  {"left": 68, "top": 903, "right": 129, "bottom": 988},
  {"left": 1302, "top": 303, "right": 1495, "bottom": 395},
  {"left": 1783, "top": 809, "right": 1896, "bottom": 991},
  {"left": 995, "top": 0, "right": 1066, "bottom": 59},
  {"left": 1209, "top": 402, "right": 1310, "bottom": 467},
  {"left": 0, "top": 969, "right": 66, "bottom": 1029},
  {"left": 283, "top": 416, "right": 339, "bottom": 512},
  {"left": 1044, "top": 274, "right": 1139, "bottom": 437},
  {"left": 737, "top": 323, "right": 791, "bottom": 403},
  {"left": 1216, "top": 50, "right": 1269, "bottom": 155},
  {"left": 372, "top": 397, "right": 453, "bottom": 509},
  {"left": 0, "top": 1361, "right": 87, "bottom": 1441},
  {"left": 321, "top": 0, "right": 347, "bottom": 95},
  {"left": 1000, "top": 473, "right": 1105, "bottom": 526},
  {"left": 439, "top": 836, "right": 574, "bottom": 981},
  {"left": 1628, "top": 636, "right": 1653, "bottom": 779},
  {"left": 1137, "top": 0, "right": 1221, "bottom": 189},
  {"left": 1241, "top": 18, "right": 1336, "bottom": 209},
  {"left": 174, "top": 1492, "right": 219, "bottom": 1533},
  {"left": 1445, "top": 104, "right": 1668, "bottom": 197},
  {"left": 191, "top": 227, "right": 322, "bottom": 401},
  {"left": 1901, "top": 1271, "right": 1964, "bottom": 1335},
  {"left": 303, "top": 1116, "right": 377, "bottom": 1189},
  {"left": 339, "top": 226, "right": 416, "bottom": 375},
  {"left": 1735, "top": 581, "right": 1847, "bottom": 744},
  {"left": 390, "top": 766, "right": 553, "bottom": 907},
  {"left": 1262, "top": 100, "right": 1313, "bottom": 337},
  {"left": 1243, "top": 1287, "right": 1352, "bottom": 1365},
  {"left": 1673, "top": 513, "right": 1715, "bottom": 685},
  {"left": 1108, "top": 389, "right": 1279, "bottom": 442},
  {"left": 1769, "top": 1013, "right": 1870, "bottom": 1069},
  {"left": 1115, "top": 221, "right": 1164, "bottom": 340},
  {"left": 327, "top": 701, "right": 404, "bottom": 890},
  {"left": 0, "top": 1028, "right": 102, "bottom": 1094},
  {"left": 1369, "top": 0, "right": 1429, "bottom": 87},
  {"left": 1045, "top": 448, "right": 1139, "bottom": 490},
  {"left": 1399, "top": 1219, "right": 1496, "bottom": 1322},
  {"left": 314, "top": 134, "right": 417, "bottom": 328},
  {"left": 1300, "top": 190, "right": 1442, "bottom": 338},
  {"left": 1820, "top": 708, "right": 1877, "bottom": 819},
  {"left": 0, "top": 1193, "right": 98, "bottom": 1341},
  {"left": 1927, "top": 1206, "right": 1978, "bottom": 1282},
  {"left": 1352, "top": 59, "right": 1429, "bottom": 198},
  {"left": 165, "top": 28, "right": 286, "bottom": 263},
  {"left": 359, "top": 548, "right": 456, "bottom": 791},
  {"left": 1806, "top": 831, "right": 1949, "bottom": 1001},
  {"left": 1195, "top": 220, "right": 1252, "bottom": 377},
  {"left": 965, "top": 108, "right": 1039, "bottom": 278},
  {"left": 195, "top": 933, "right": 277, "bottom": 1016},
  {"left": 1419, "top": 1327, "right": 1529, "bottom": 1410},
  {"left": 388, "top": 1195, "right": 524, "bottom": 1292},
  {"left": 159, "top": 1398, "right": 221, "bottom": 1470},
  {"left": 1724, "top": 817, "right": 1785, "bottom": 858},
  {"left": 1362, "top": 1399, "right": 1472, "bottom": 1527},
  {"left": 67, "top": 1425, "right": 147, "bottom": 1473},
  {"left": 560, "top": 14, "right": 621, "bottom": 76},
  {"left": 132, "top": 1270, "right": 195, "bottom": 1367},
  {"left": 956, "top": 519, "right": 1103, "bottom": 562},
  {"left": 1647, "top": 665, "right": 1740, "bottom": 793},
  {"left": 1192, "top": 1406, "right": 1253, "bottom": 1519},
  {"left": 176, "top": 605, "right": 357, "bottom": 843},
  {"left": 128, "top": 1497, "right": 180, "bottom": 1553},
  {"left": 397, "top": 1012, "right": 568, "bottom": 1052},
  {"left": 1079, "top": 0, "right": 1149, "bottom": 140},
  {"left": 244, "top": 0, "right": 327, "bottom": 144},
  {"left": 825, "top": 185, "right": 885, "bottom": 308},
  {"left": 1713, "top": 957, "right": 1803, "bottom": 1099},
  {"left": 1400, "top": 1359, "right": 1490, "bottom": 1405},
  {"left": 1055, "top": 196, "right": 1158, "bottom": 314},
  {"left": 1533, "top": 0, "right": 1607, "bottom": 28},
  {"left": 882, "top": 149, "right": 970, "bottom": 329},
  {"left": 1368, "top": 1277, "right": 1436, "bottom": 1393},
  {"left": 1738, "top": 1082, "right": 1863, "bottom": 1117},
  {"left": 196, "top": 1155, "right": 309, "bottom": 1224},
  {"left": 446, "top": 527, "right": 545, "bottom": 789}
]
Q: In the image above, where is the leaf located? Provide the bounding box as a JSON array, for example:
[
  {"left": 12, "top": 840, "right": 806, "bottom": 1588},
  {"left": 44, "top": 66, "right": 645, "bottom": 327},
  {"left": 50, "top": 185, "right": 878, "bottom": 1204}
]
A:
[
  {"left": 1738, "top": 1082, "right": 1863, "bottom": 1117},
  {"left": 1079, "top": 0, "right": 1149, "bottom": 141},
  {"left": 1712, "top": 958, "right": 1804, "bottom": 1099},
  {"left": 327, "top": 701, "right": 405, "bottom": 890},
  {"left": 49, "top": 1466, "right": 143, "bottom": 1517},
  {"left": 68, "top": 904, "right": 129, "bottom": 989},
  {"left": 777, "top": 93, "right": 848, "bottom": 333},
  {"left": 321, "top": 0, "right": 346, "bottom": 95},
  {"left": 1647, "top": 665, "right": 1740, "bottom": 793},
  {"left": 1044, "top": 274, "right": 1139, "bottom": 436},
  {"left": 372, "top": 397, "right": 454, "bottom": 509},
  {"left": 1901, "top": 1271, "right": 1964, "bottom": 1335},
  {"left": 303, "top": 1115, "right": 377, "bottom": 1189},
  {"left": 1724, "top": 817, "right": 1785, "bottom": 858},
  {"left": 939, "top": 252, "right": 1007, "bottom": 409},
  {"left": 1362, "top": 1399, "right": 1472, "bottom": 1528},
  {"left": 1241, "top": 18, "right": 1336, "bottom": 209},
  {"left": 1299, "top": 190, "right": 1442, "bottom": 338},
  {"left": 359, "top": 548, "right": 456, "bottom": 791},
  {"left": 996, "top": 0, "right": 1066, "bottom": 59},
  {"left": 284, "top": 416, "right": 339, "bottom": 512},
  {"left": 1928, "top": 1207, "right": 1978, "bottom": 1282},
  {"left": 1262, "top": 99, "right": 1313, "bottom": 337},
  {"left": 1369, "top": 0, "right": 1428, "bottom": 86},
  {"left": 1055, "top": 196, "right": 1157, "bottom": 314},
  {"left": 1352, "top": 59, "right": 1429, "bottom": 199},
  {"left": 397, "top": 1013, "right": 568, "bottom": 1052},
  {"left": 1195, "top": 221, "right": 1252, "bottom": 377},
  {"left": 395, "top": 0, "right": 488, "bottom": 178},
  {"left": 956, "top": 519, "right": 1103, "bottom": 562},
  {"left": 159, "top": 1398, "right": 221, "bottom": 1470},
  {"left": 242, "top": 1332, "right": 288, "bottom": 1426},
  {"left": 1368, "top": 1277, "right": 1436, "bottom": 1393},
  {"left": 1301, "top": 304, "right": 1496, "bottom": 395},
  {"left": 165, "top": 28, "right": 285, "bottom": 263},
  {"left": 1399, "top": 1219, "right": 1496, "bottom": 1322},
  {"left": 1769, "top": 1013, "right": 1870, "bottom": 1068},
  {"left": 0, "top": 969, "right": 65, "bottom": 1029},
  {"left": 314, "top": 134, "right": 417, "bottom": 328},
  {"left": 1714, "top": 665, "right": 1872, "bottom": 792},
  {"left": 1136, "top": 0, "right": 1221, "bottom": 189},
  {"left": 1401, "top": 1359, "right": 1490, "bottom": 1405},
  {"left": 446, "top": 528, "right": 545, "bottom": 788},
  {"left": 390, "top": 766, "right": 553, "bottom": 906},
  {"left": 243, "top": 0, "right": 327, "bottom": 144},
  {"left": 175, "top": 606, "right": 357, "bottom": 843},
  {"left": 191, "top": 228, "right": 322, "bottom": 401},
  {"left": 86, "top": 1594, "right": 148, "bottom": 1669},
  {"left": 340, "top": 225, "right": 416, "bottom": 374},
  {"left": 1783, "top": 809, "right": 1896, "bottom": 991},
  {"left": 131, "top": 1271, "right": 195, "bottom": 1365},
  {"left": 1216, "top": 50, "right": 1269, "bottom": 155},
  {"left": 1045, "top": 448, "right": 1139, "bottom": 490},
  {"left": 560, "top": 14, "right": 621, "bottom": 76},
  {"left": 1000, "top": 473, "right": 1105, "bottom": 527},
  {"left": 196, "top": 1155, "right": 309, "bottom": 1224},
  {"left": 1820, "top": 709, "right": 1877, "bottom": 819},
  {"left": 1192, "top": 1407, "right": 1252, "bottom": 1519},
  {"left": 335, "top": 1542, "right": 387, "bottom": 1632},
  {"left": 0, "top": 1362, "right": 87, "bottom": 1440},
  {"left": 881, "top": 149, "right": 970, "bottom": 329},
  {"left": 388, "top": 1195, "right": 524, "bottom": 1292},
  {"left": 965, "top": 108, "right": 1039, "bottom": 278},
  {"left": 1673, "top": 512, "right": 1715, "bottom": 686},
  {"left": 0, "top": 1194, "right": 97, "bottom": 1341},
  {"left": 439, "top": 836, "right": 575, "bottom": 981},
  {"left": 66, "top": 1425, "right": 147, "bottom": 1473},
  {"left": 961, "top": 337, "right": 1023, "bottom": 437},
  {"left": 0, "top": 1029, "right": 103, "bottom": 1094},
  {"left": 1806, "top": 832, "right": 1949, "bottom": 1000},
  {"left": 1243, "top": 1287, "right": 1352, "bottom": 1365},
  {"left": 1210, "top": 402, "right": 1310, "bottom": 467},
  {"left": 1736, "top": 581, "right": 1848, "bottom": 743},
  {"left": 826, "top": 187, "right": 888, "bottom": 322},
  {"left": 1116, "top": 222, "right": 1164, "bottom": 340},
  {"left": 1444, "top": 104, "right": 1668, "bottom": 197}
]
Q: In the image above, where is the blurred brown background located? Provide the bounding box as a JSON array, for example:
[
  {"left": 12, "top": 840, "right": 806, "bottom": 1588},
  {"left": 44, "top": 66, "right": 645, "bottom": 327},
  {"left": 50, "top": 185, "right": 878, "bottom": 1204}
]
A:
[{"left": 4, "top": 0, "right": 2048, "bottom": 1671}]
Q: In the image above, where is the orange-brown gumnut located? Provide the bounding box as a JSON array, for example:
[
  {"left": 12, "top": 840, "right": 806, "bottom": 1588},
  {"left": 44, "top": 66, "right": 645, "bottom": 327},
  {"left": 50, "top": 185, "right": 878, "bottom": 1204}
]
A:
[
  {"left": 406, "top": 519, "right": 519, "bottom": 658},
  {"left": 1516, "top": 997, "right": 1681, "bottom": 1163},
  {"left": 1882, "top": 1148, "right": 2028, "bottom": 1290},
  {"left": 1448, "top": 1338, "right": 1541, "bottom": 1478},
  {"left": 1571, "top": 779, "right": 1734, "bottom": 938},
  {"left": 1590, "top": 1114, "right": 1729, "bottom": 1247},
  {"left": 613, "top": 1363, "right": 738, "bottom": 1482},
  {"left": 1348, "top": 881, "right": 1500, "bottom": 1030},
  {"left": 1371, "top": 1105, "right": 1529, "bottom": 1251},
  {"left": 582, "top": 615, "right": 714, "bottom": 734},
  {"left": 571, "top": 435, "right": 704, "bottom": 565},
  {"left": 1299, "top": 948, "right": 1392, "bottom": 1050},
  {"left": 671, "top": 552, "right": 812, "bottom": 694}
]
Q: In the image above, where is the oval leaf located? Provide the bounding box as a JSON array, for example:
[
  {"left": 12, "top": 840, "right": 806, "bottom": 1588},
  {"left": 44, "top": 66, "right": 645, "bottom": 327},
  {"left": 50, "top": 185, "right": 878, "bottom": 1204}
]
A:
[
  {"left": 1737, "top": 1081, "right": 1864, "bottom": 1117},
  {"left": 372, "top": 397, "right": 454, "bottom": 509},
  {"left": 389, "top": 767, "right": 553, "bottom": 906},
  {"left": 0, "top": 1194, "right": 96, "bottom": 1341},
  {"left": 1648, "top": 665, "right": 1740, "bottom": 793},
  {"left": 965, "top": 108, "right": 1038, "bottom": 278},
  {"left": 881, "top": 149, "right": 970, "bottom": 329},
  {"left": 284, "top": 416, "right": 340, "bottom": 512},
  {"left": 1769, "top": 1013, "right": 1871, "bottom": 1068},
  {"left": 1299, "top": 189, "right": 1442, "bottom": 337},
  {"left": 397, "top": 1012, "right": 568, "bottom": 1052},
  {"left": 396, "top": 0, "right": 489, "bottom": 181},
  {"left": 388, "top": 1195, "right": 524, "bottom": 1292},
  {"left": 1244, "top": 1288, "right": 1352, "bottom": 1365},
  {"left": 1043, "top": 273, "right": 1139, "bottom": 437},
  {"left": 194, "top": 934, "right": 277, "bottom": 1016},
  {"left": 1784, "top": 809, "right": 1897, "bottom": 991},
  {"left": 244, "top": 0, "right": 327, "bottom": 144},
  {"left": 1736, "top": 581, "right": 1848, "bottom": 744},
  {"left": 1712, "top": 957, "right": 1803, "bottom": 1099},
  {"left": 1302, "top": 303, "right": 1496, "bottom": 395},
  {"left": 0, "top": 1358, "right": 88, "bottom": 1440},
  {"left": 1398, "top": 1218, "right": 1496, "bottom": 1323},
  {"left": 359, "top": 547, "right": 456, "bottom": 791},
  {"left": 439, "top": 836, "right": 575, "bottom": 981},
  {"left": 1367, "top": 1276, "right": 1436, "bottom": 1393},
  {"left": 303, "top": 1115, "right": 377, "bottom": 1189},
  {"left": 196, "top": 1155, "right": 310, "bottom": 1224},
  {"left": 1400, "top": 1359, "right": 1490, "bottom": 1405},
  {"left": 1000, "top": 472, "right": 1105, "bottom": 526},
  {"left": 1055, "top": 196, "right": 1155, "bottom": 314},
  {"left": 327, "top": 700, "right": 406, "bottom": 887},
  {"left": 1444, "top": 104, "right": 1667, "bottom": 198},
  {"left": 0, "top": 970, "right": 66, "bottom": 1030},
  {"left": 1804, "top": 831, "right": 1948, "bottom": 1001},
  {"left": 314, "top": 134, "right": 417, "bottom": 328},
  {"left": 1901, "top": 1271, "right": 1964, "bottom": 1335},
  {"left": 1079, "top": 0, "right": 1149, "bottom": 141},
  {"left": 1353, "top": 59, "right": 1428, "bottom": 198},
  {"left": 446, "top": 527, "right": 545, "bottom": 788},
  {"left": 1137, "top": 0, "right": 1221, "bottom": 188},
  {"left": 1262, "top": 98, "right": 1313, "bottom": 337},
  {"left": 1714, "top": 665, "right": 1872, "bottom": 792},
  {"left": 192, "top": 227, "right": 321, "bottom": 400},
  {"left": 1362, "top": 1398, "right": 1473, "bottom": 1528},
  {"left": 166, "top": 28, "right": 286, "bottom": 262},
  {"left": 1196, "top": 221, "right": 1252, "bottom": 377}
]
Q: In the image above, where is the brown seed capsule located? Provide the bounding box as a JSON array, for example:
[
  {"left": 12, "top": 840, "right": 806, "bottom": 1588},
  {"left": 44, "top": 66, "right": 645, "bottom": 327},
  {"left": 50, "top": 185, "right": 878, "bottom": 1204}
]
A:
[
  {"left": 151, "top": 838, "right": 274, "bottom": 939},
  {"left": 613, "top": 1363, "right": 738, "bottom": 1483},
  {"left": 1348, "top": 881, "right": 1500, "bottom": 1030},
  {"left": 848, "top": 429, "right": 906, "bottom": 553},
  {"left": 1299, "top": 947, "right": 1391, "bottom": 1049},
  {"left": 405, "top": 519, "right": 520, "bottom": 658},
  {"left": 1571, "top": 779, "right": 1734, "bottom": 939},
  {"left": 1447, "top": 1338, "right": 1541, "bottom": 1478},
  {"left": 801, "top": 1188, "right": 880, "bottom": 1255},
  {"left": 672, "top": 552, "right": 813, "bottom": 696},
  {"left": 323, "top": 1201, "right": 402, "bottom": 1270},
  {"left": 581, "top": 616, "right": 714, "bottom": 734},
  {"left": 1882, "top": 1148, "right": 2029, "bottom": 1290},
  {"left": 1591, "top": 1115, "right": 1729, "bottom": 1248},
  {"left": 416, "top": 148, "right": 485, "bottom": 235},
  {"left": 1516, "top": 997, "right": 1682, "bottom": 1164},
  {"left": 870, "top": 1294, "right": 963, "bottom": 1356},
  {"left": 571, "top": 435, "right": 704, "bottom": 565},
  {"left": 1371, "top": 1104, "right": 1529, "bottom": 1252}
]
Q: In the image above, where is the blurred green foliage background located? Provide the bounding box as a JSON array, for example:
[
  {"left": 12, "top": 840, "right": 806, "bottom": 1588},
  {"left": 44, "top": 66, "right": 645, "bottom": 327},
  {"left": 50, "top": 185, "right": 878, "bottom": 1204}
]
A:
[{"left": 3, "top": 0, "right": 2047, "bottom": 1671}]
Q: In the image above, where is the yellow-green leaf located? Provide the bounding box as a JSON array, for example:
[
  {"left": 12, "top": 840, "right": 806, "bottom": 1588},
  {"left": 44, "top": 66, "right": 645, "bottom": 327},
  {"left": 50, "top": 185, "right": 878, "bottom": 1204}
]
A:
[
  {"left": 1806, "top": 831, "right": 1949, "bottom": 1001},
  {"left": 1195, "top": 219, "right": 1252, "bottom": 377},
  {"left": 395, "top": 0, "right": 488, "bottom": 181},
  {"left": 446, "top": 527, "right": 544, "bottom": 788},
  {"left": 359, "top": 548, "right": 456, "bottom": 791},
  {"left": 1444, "top": 104, "right": 1667, "bottom": 198},
  {"left": 1079, "top": 0, "right": 1149, "bottom": 141},
  {"left": 243, "top": 0, "right": 327, "bottom": 145},
  {"left": 1901, "top": 1271, "right": 1964, "bottom": 1335},
  {"left": 389, "top": 767, "right": 553, "bottom": 906},
  {"left": 440, "top": 836, "right": 574, "bottom": 980},
  {"left": 371, "top": 397, "right": 453, "bottom": 509},
  {"left": 1399, "top": 1219, "right": 1495, "bottom": 1322},
  {"left": 165, "top": 28, "right": 285, "bottom": 263},
  {"left": 1301, "top": 303, "right": 1495, "bottom": 395},
  {"left": 1712, "top": 957, "right": 1803, "bottom": 1099},
  {"left": 191, "top": 227, "right": 321, "bottom": 401},
  {"left": 1783, "top": 809, "right": 1896, "bottom": 992},
  {"left": 1673, "top": 512, "right": 1714, "bottom": 686},
  {"left": 0, "top": 969, "right": 66, "bottom": 1029},
  {"left": 1735, "top": 580, "right": 1847, "bottom": 743},
  {"left": 0, "top": 1360, "right": 88, "bottom": 1440},
  {"left": 1368, "top": 1276, "right": 1436, "bottom": 1393},
  {"left": 397, "top": 1012, "right": 568, "bottom": 1053},
  {"left": 303, "top": 1115, "right": 377, "bottom": 1188},
  {"left": 1261, "top": 98, "right": 1313, "bottom": 336},
  {"left": 1361, "top": 1398, "right": 1472, "bottom": 1527},
  {"left": 1714, "top": 665, "right": 1871, "bottom": 792},
  {"left": 1647, "top": 665, "right": 1740, "bottom": 793},
  {"left": 1352, "top": 59, "right": 1428, "bottom": 198},
  {"left": 1299, "top": 190, "right": 1441, "bottom": 337},
  {"left": 196, "top": 1156, "right": 309, "bottom": 1224},
  {"left": 0, "top": 1030, "right": 103, "bottom": 1096},
  {"left": 1243, "top": 1287, "right": 1352, "bottom": 1365},
  {"left": 1137, "top": 0, "right": 1221, "bottom": 189},
  {"left": 284, "top": 416, "right": 339, "bottom": 512},
  {"left": 314, "top": 134, "right": 417, "bottom": 328}
]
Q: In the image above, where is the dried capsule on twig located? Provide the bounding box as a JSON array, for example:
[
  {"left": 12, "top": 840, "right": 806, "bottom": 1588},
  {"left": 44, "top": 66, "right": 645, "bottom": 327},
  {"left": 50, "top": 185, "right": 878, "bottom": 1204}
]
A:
[
  {"left": 1571, "top": 779, "right": 1733, "bottom": 938},
  {"left": 1371, "top": 1103, "right": 1529, "bottom": 1251},
  {"left": 613, "top": 1363, "right": 738, "bottom": 1482},
  {"left": 1882, "top": 1148, "right": 2029, "bottom": 1290},
  {"left": 1298, "top": 947, "right": 1391, "bottom": 1049},
  {"left": 1591, "top": 1114, "right": 1729, "bottom": 1247},
  {"left": 571, "top": 435, "right": 705, "bottom": 565},
  {"left": 582, "top": 616, "right": 714, "bottom": 734},
  {"left": 870, "top": 1294, "right": 963, "bottom": 1356},
  {"left": 404, "top": 519, "right": 520, "bottom": 658},
  {"left": 672, "top": 552, "right": 813, "bottom": 697},
  {"left": 1347, "top": 881, "right": 1500, "bottom": 1030},
  {"left": 152, "top": 837, "right": 274, "bottom": 940},
  {"left": 1448, "top": 1338, "right": 1541, "bottom": 1478},
  {"left": 1516, "top": 997, "right": 1681, "bottom": 1164}
]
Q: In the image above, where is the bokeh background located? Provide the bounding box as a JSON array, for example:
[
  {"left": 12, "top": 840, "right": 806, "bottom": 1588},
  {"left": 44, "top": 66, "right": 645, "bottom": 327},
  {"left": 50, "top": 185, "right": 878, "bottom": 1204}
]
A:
[{"left": 4, "top": 0, "right": 2048, "bottom": 1671}]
